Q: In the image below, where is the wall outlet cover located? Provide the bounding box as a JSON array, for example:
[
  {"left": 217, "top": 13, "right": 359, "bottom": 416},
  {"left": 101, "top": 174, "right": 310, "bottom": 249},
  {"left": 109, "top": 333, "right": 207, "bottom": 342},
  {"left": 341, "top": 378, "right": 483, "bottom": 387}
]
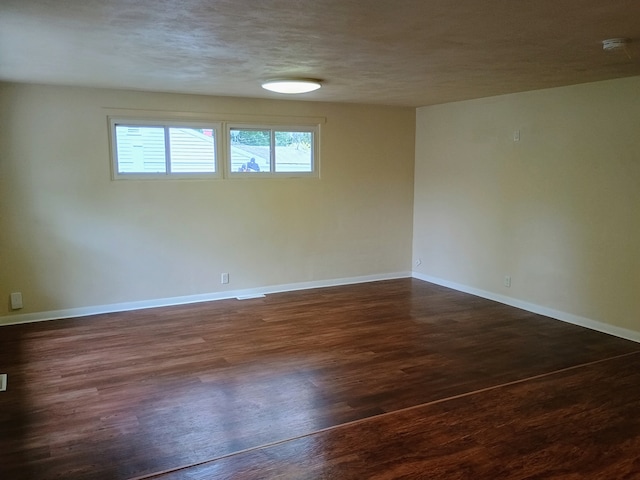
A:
[{"left": 10, "top": 292, "right": 23, "bottom": 310}]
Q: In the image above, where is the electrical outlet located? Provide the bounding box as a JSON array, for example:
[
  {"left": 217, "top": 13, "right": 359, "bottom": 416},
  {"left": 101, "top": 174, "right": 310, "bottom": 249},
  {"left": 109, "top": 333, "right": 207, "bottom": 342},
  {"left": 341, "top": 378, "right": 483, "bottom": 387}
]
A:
[
  {"left": 221, "top": 273, "right": 229, "bottom": 284},
  {"left": 10, "top": 292, "right": 22, "bottom": 310},
  {"left": 504, "top": 275, "right": 511, "bottom": 288}
]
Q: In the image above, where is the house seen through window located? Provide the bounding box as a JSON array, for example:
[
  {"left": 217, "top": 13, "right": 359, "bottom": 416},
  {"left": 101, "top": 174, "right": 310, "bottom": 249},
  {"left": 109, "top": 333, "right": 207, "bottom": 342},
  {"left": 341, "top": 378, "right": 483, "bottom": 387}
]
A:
[
  {"left": 113, "top": 124, "right": 218, "bottom": 177},
  {"left": 110, "top": 116, "right": 319, "bottom": 179}
]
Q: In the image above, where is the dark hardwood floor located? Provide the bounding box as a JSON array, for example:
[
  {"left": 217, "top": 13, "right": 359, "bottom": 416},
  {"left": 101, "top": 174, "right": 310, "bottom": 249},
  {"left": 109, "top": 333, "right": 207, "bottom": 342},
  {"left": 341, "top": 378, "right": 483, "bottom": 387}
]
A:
[{"left": 1, "top": 278, "right": 639, "bottom": 479}]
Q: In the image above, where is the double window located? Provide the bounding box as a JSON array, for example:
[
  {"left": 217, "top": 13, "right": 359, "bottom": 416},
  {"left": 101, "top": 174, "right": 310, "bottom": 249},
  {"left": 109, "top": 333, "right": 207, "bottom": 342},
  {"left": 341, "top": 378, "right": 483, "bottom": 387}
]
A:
[
  {"left": 109, "top": 117, "right": 319, "bottom": 179},
  {"left": 111, "top": 121, "right": 220, "bottom": 178},
  {"left": 229, "top": 126, "right": 315, "bottom": 175}
]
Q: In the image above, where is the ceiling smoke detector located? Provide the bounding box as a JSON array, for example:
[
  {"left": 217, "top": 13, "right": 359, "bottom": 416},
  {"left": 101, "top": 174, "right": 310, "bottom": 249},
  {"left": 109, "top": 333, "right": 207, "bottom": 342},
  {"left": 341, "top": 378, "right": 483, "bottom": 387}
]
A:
[{"left": 602, "top": 38, "right": 630, "bottom": 51}]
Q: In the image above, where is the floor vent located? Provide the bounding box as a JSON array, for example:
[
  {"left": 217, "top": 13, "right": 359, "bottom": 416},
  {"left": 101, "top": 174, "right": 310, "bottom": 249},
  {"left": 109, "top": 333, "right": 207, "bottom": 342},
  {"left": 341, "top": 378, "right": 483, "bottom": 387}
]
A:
[
  {"left": 236, "top": 294, "right": 267, "bottom": 300},
  {"left": 0, "top": 374, "right": 7, "bottom": 392}
]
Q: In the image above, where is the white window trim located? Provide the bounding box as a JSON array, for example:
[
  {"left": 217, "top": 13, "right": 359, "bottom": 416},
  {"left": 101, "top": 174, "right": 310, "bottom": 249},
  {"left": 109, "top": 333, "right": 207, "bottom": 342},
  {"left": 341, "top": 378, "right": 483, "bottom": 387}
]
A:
[
  {"left": 226, "top": 123, "right": 320, "bottom": 178},
  {"left": 108, "top": 117, "right": 223, "bottom": 180},
  {"left": 106, "top": 110, "right": 325, "bottom": 180}
]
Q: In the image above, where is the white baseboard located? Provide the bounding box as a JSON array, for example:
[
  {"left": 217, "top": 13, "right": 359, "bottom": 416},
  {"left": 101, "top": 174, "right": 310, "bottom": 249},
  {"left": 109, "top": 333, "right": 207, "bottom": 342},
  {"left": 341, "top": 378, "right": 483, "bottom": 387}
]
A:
[
  {"left": 0, "top": 271, "right": 412, "bottom": 327},
  {"left": 412, "top": 272, "right": 640, "bottom": 344},
  {"left": 6, "top": 271, "right": 637, "bottom": 344}
]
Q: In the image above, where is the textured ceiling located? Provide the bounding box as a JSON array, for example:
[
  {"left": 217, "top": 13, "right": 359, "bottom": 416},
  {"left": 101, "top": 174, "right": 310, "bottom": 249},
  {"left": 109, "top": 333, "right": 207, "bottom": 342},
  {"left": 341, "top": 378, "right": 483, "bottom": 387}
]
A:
[{"left": 0, "top": 0, "right": 639, "bottom": 107}]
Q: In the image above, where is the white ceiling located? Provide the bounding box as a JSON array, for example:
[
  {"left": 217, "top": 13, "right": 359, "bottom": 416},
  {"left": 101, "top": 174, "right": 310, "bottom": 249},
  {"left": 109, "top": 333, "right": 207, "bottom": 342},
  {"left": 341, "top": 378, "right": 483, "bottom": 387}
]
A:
[{"left": 1, "top": 0, "right": 639, "bottom": 107}]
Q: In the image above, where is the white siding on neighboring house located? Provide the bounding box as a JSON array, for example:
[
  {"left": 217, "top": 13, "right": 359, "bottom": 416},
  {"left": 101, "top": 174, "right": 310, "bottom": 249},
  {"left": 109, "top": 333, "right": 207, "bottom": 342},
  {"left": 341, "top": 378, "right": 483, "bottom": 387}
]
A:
[{"left": 169, "top": 128, "right": 216, "bottom": 172}]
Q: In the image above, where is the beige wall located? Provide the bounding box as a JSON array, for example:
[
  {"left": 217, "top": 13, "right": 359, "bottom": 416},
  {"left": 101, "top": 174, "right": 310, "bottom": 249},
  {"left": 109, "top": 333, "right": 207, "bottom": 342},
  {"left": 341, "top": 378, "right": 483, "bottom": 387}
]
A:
[
  {"left": 413, "top": 76, "right": 640, "bottom": 333},
  {"left": 0, "top": 83, "right": 415, "bottom": 321}
]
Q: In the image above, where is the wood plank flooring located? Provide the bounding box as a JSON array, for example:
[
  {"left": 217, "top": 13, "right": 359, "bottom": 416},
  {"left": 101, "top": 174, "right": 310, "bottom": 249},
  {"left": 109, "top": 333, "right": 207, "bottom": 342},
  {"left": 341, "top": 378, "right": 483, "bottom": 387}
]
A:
[{"left": 1, "top": 278, "right": 639, "bottom": 479}]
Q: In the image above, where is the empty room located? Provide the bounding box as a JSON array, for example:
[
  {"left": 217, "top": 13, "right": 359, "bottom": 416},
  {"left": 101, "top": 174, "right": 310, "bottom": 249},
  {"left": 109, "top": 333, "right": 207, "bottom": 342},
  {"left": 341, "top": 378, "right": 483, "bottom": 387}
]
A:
[{"left": 1, "top": 1, "right": 640, "bottom": 478}]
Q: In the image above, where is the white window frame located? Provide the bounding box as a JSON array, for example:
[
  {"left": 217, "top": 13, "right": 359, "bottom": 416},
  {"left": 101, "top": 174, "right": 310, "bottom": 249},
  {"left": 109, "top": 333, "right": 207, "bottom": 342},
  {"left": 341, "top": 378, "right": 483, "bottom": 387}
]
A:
[
  {"left": 109, "top": 117, "right": 223, "bottom": 180},
  {"left": 226, "top": 123, "right": 320, "bottom": 178}
]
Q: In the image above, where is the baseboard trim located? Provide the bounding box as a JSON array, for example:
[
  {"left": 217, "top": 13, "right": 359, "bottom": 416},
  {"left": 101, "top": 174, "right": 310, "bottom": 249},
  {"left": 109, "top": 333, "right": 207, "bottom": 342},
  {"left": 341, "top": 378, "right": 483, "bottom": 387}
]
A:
[
  {"left": 412, "top": 272, "right": 640, "bottom": 344},
  {"left": 0, "top": 271, "right": 412, "bottom": 327},
  {"left": 8, "top": 271, "right": 636, "bottom": 343}
]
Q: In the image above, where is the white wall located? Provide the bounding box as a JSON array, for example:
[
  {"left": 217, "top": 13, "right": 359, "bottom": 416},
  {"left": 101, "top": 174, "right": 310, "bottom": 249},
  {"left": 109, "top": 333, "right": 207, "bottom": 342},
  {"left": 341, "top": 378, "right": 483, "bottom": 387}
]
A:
[
  {"left": 413, "top": 76, "right": 640, "bottom": 335},
  {"left": 0, "top": 83, "right": 416, "bottom": 322},
  {"left": 6, "top": 76, "right": 638, "bottom": 335}
]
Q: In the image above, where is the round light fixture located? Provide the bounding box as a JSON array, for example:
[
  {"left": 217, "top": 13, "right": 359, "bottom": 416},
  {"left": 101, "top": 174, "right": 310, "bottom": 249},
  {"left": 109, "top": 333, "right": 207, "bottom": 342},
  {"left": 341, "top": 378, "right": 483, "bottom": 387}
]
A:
[
  {"left": 602, "top": 38, "right": 630, "bottom": 51},
  {"left": 261, "top": 78, "right": 322, "bottom": 94}
]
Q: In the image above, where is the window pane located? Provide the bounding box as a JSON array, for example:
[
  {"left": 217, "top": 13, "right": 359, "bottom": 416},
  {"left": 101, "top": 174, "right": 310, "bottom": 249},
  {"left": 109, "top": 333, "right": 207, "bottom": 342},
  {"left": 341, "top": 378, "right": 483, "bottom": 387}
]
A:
[
  {"left": 115, "top": 126, "right": 166, "bottom": 173},
  {"left": 230, "top": 128, "right": 271, "bottom": 172},
  {"left": 169, "top": 128, "right": 216, "bottom": 173},
  {"left": 275, "top": 131, "right": 313, "bottom": 172}
]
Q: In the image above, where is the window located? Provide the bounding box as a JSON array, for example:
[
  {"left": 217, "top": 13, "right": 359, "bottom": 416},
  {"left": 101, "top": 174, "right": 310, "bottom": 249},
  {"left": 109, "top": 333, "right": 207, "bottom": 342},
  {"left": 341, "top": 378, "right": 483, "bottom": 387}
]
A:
[
  {"left": 229, "top": 125, "right": 318, "bottom": 176},
  {"left": 110, "top": 118, "right": 221, "bottom": 178},
  {"left": 108, "top": 113, "right": 322, "bottom": 179}
]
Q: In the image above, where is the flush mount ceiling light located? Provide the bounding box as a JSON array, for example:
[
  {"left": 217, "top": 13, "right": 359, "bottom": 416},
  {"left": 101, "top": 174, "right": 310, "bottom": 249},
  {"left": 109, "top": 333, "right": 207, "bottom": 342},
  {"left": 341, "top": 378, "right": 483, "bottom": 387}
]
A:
[
  {"left": 602, "top": 38, "right": 630, "bottom": 51},
  {"left": 261, "top": 78, "right": 322, "bottom": 94}
]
